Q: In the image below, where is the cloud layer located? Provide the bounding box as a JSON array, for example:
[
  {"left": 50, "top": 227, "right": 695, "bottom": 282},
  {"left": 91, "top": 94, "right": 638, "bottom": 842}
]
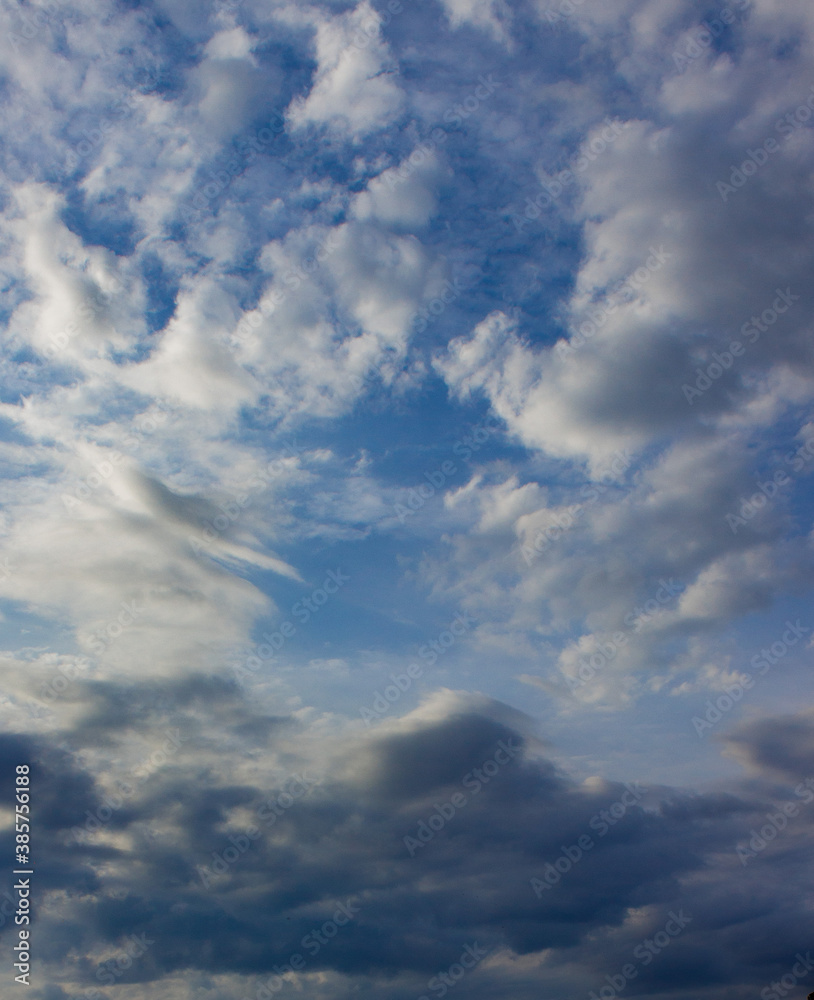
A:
[{"left": 0, "top": 0, "right": 813, "bottom": 997}]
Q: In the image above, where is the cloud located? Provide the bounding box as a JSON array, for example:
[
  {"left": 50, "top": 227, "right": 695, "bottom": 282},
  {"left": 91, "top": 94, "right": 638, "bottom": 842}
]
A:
[
  {"left": 10, "top": 685, "right": 814, "bottom": 1000},
  {"left": 352, "top": 149, "right": 449, "bottom": 230},
  {"left": 438, "top": 0, "right": 512, "bottom": 43},
  {"left": 723, "top": 710, "right": 814, "bottom": 782},
  {"left": 1, "top": 1, "right": 814, "bottom": 997},
  {"left": 287, "top": 1, "right": 405, "bottom": 139}
]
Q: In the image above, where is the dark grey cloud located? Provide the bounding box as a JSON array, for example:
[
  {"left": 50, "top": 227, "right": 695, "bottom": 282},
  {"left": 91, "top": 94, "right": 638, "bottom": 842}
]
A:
[
  {"left": 13, "top": 686, "right": 812, "bottom": 999},
  {"left": 723, "top": 709, "right": 814, "bottom": 782}
]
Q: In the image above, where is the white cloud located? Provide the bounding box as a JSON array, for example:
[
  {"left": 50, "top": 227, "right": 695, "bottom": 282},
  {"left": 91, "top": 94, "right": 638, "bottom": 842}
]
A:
[
  {"left": 438, "top": 0, "right": 512, "bottom": 43},
  {"left": 352, "top": 150, "right": 448, "bottom": 230},
  {"left": 287, "top": 1, "right": 405, "bottom": 139}
]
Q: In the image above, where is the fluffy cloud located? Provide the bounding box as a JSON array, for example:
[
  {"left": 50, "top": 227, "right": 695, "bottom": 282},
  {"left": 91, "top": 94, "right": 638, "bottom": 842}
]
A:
[
  {"left": 1, "top": 0, "right": 813, "bottom": 997},
  {"left": 287, "top": 1, "right": 405, "bottom": 139}
]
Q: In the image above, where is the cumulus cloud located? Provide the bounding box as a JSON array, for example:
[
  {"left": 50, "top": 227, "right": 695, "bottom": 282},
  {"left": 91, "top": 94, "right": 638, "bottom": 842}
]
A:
[
  {"left": 287, "top": 1, "right": 405, "bottom": 139},
  {"left": 1, "top": 0, "right": 814, "bottom": 997}
]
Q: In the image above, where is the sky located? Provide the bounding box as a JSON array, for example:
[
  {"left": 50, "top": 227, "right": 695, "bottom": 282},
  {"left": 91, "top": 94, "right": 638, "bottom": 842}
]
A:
[{"left": 0, "top": 0, "right": 813, "bottom": 997}]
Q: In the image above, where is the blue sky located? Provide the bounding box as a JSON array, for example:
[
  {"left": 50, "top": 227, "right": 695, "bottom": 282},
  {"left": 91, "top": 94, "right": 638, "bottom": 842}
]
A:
[{"left": 1, "top": 0, "right": 814, "bottom": 997}]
